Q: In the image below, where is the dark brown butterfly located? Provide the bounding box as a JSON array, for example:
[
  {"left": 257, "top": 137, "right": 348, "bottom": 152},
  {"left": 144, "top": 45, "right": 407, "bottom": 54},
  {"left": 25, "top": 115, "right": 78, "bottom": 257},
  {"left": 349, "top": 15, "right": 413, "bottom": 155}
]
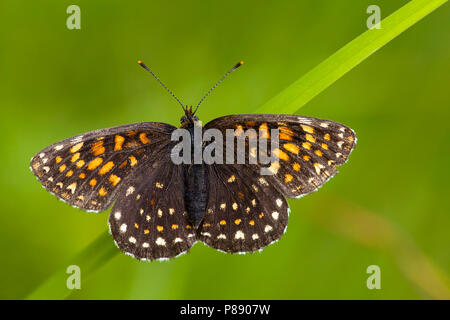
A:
[{"left": 30, "top": 61, "right": 356, "bottom": 261}]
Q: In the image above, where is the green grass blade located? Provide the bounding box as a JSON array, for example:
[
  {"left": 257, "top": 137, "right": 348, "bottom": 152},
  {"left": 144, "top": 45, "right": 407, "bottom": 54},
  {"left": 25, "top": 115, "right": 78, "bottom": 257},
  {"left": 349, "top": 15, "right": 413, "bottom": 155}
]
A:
[
  {"left": 25, "top": 231, "right": 117, "bottom": 300},
  {"left": 257, "top": 0, "right": 448, "bottom": 114},
  {"left": 25, "top": 0, "right": 447, "bottom": 299}
]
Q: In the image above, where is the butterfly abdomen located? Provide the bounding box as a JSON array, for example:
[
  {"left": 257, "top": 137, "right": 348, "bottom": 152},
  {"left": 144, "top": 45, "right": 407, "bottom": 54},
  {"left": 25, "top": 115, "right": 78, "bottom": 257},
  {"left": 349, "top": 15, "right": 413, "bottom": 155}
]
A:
[{"left": 184, "top": 163, "right": 208, "bottom": 228}]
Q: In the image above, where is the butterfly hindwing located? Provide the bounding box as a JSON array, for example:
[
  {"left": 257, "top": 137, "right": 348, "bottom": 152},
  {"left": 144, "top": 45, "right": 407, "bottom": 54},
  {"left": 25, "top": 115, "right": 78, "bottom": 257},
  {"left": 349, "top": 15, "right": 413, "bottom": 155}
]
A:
[
  {"left": 204, "top": 114, "right": 356, "bottom": 198},
  {"left": 197, "top": 164, "right": 289, "bottom": 253},
  {"left": 109, "top": 155, "right": 196, "bottom": 261},
  {"left": 30, "top": 122, "right": 175, "bottom": 212}
]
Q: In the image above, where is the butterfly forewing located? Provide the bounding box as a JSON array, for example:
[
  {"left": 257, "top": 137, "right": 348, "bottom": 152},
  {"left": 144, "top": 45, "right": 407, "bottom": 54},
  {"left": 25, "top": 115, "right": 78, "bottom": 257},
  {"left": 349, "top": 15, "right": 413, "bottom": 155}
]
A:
[
  {"left": 204, "top": 114, "right": 356, "bottom": 198},
  {"left": 30, "top": 122, "right": 175, "bottom": 211}
]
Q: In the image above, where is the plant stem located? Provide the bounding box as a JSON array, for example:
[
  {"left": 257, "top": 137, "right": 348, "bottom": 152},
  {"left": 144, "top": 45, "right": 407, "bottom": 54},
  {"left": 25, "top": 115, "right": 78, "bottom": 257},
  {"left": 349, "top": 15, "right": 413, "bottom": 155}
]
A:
[
  {"left": 25, "top": 231, "right": 117, "bottom": 299},
  {"left": 257, "top": 0, "right": 448, "bottom": 114}
]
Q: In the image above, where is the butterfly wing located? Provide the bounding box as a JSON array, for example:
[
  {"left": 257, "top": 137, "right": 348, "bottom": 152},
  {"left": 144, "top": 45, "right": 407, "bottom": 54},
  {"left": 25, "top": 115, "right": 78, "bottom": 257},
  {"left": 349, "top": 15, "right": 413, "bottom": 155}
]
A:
[
  {"left": 109, "top": 155, "right": 196, "bottom": 261},
  {"left": 204, "top": 114, "right": 356, "bottom": 198},
  {"left": 30, "top": 122, "right": 176, "bottom": 212},
  {"left": 196, "top": 164, "right": 289, "bottom": 253}
]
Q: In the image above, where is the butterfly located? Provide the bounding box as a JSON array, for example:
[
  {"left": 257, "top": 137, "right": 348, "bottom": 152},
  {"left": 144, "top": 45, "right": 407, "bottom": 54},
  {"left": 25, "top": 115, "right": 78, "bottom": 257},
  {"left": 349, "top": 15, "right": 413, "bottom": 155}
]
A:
[{"left": 30, "top": 61, "right": 357, "bottom": 261}]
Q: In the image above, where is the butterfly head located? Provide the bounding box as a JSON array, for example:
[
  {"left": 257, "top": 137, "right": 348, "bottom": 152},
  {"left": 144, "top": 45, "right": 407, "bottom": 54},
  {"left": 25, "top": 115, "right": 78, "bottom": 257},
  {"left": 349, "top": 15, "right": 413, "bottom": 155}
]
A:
[{"left": 180, "top": 106, "right": 199, "bottom": 128}]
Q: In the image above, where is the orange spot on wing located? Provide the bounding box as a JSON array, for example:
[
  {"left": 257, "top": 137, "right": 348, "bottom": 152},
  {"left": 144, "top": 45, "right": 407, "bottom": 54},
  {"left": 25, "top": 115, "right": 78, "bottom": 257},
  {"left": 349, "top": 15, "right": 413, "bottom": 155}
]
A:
[
  {"left": 92, "top": 146, "right": 105, "bottom": 156},
  {"left": 98, "top": 187, "right": 107, "bottom": 196},
  {"left": 284, "top": 173, "right": 293, "bottom": 183},
  {"left": 219, "top": 220, "right": 227, "bottom": 225},
  {"left": 79, "top": 172, "right": 86, "bottom": 179},
  {"left": 89, "top": 178, "right": 97, "bottom": 187},
  {"left": 129, "top": 156, "right": 137, "bottom": 166},
  {"left": 71, "top": 152, "right": 80, "bottom": 162},
  {"left": 157, "top": 225, "right": 164, "bottom": 232},
  {"left": 273, "top": 148, "right": 290, "bottom": 161},
  {"left": 55, "top": 156, "right": 62, "bottom": 164},
  {"left": 59, "top": 164, "right": 66, "bottom": 172},
  {"left": 126, "top": 130, "right": 138, "bottom": 137},
  {"left": 119, "top": 160, "right": 127, "bottom": 168},
  {"left": 301, "top": 125, "right": 315, "bottom": 133},
  {"left": 279, "top": 132, "right": 294, "bottom": 141},
  {"left": 259, "top": 123, "right": 270, "bottom": 139},
  {"left": 99, "top": 161, "right": 114, "bottom": 175},
  {"left": 279, "top": 126, "right": 294, "bottom": 140},
  {"left": 109, "top": 174, "right": 121, "bottom": 186},
  {"left": 139, "top": 132, "right": 150, "bottom": 144},
  {"left": 305, "top": 134, "right": 316, "bottom": 143},
  {"left": 66, "top": 170, "right": 73, "bottom": 177},
  {"left": 284, "top": 143, "right": 300, "bottom": 154},
  {"left": 75, "top": 160, "right": 85, "bottom": 168},
  {"left": 87, "top": 157, "right": 103, "bottom": 170},
  {"left": 91, "top": 141, "right": 105, "bottom": 156},
  {"left": 114, "top": 135, "right": 125, "bottom": 151},
  {"left": 70, "top": 142, "right": 84, "bottom": 153},
  {"left": 302, "top": 142, "right": 312, "bottom": 150},
  {"left": 293, "top": 162, "right": 301, "bottom": 171}
]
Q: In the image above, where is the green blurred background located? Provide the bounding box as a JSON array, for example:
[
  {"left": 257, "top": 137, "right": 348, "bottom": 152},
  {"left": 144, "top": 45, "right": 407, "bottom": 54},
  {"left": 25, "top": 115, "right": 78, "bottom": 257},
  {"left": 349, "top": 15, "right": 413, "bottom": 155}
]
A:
[{"left": 0, "top": 0, "right": 449, "bottom": 299}]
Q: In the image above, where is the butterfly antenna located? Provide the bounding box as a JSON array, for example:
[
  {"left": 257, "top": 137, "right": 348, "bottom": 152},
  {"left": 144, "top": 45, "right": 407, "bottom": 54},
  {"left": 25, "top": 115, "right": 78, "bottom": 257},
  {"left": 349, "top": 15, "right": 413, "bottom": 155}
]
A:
[
  {"left": 193, "top": 61, "right": 244, "bottom": 114},
  {"left": 138, "top": 60, "right": 186, "bottom": 112}
]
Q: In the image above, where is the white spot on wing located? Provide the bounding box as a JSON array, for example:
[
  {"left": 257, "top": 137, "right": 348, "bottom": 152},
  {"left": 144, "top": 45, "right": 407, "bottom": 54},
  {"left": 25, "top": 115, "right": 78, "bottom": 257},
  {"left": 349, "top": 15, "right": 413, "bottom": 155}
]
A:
[
  {"left": 235, "top": 230, "right": 245, "bottom": 239},
  {"left": 126, "top": 186, "right": 135, "bottom": 196},
  {"left": 276, "top": 199, "right": 283, "bottom": 207},
  {"left": 66, "top": 182, "right": 77, "bottom": 194},
  {"left": 156, "top": 237, "right": 166, "bottom": 246}
]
